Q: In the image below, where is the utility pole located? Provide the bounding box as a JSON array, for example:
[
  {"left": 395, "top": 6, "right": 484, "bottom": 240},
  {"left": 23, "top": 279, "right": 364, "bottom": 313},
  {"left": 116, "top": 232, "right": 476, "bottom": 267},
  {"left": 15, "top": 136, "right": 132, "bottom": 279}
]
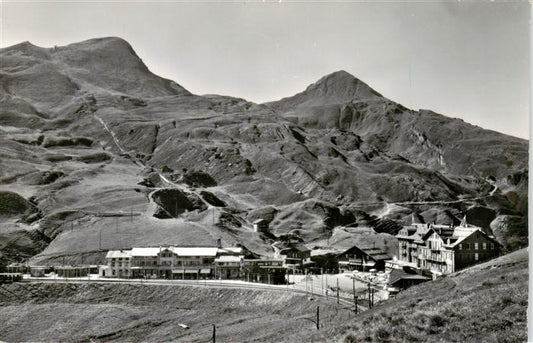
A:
[
  {"left": 352, "top": 278, "right": 357, "bottom": 314},
  {"left": 305, "top": 270, "right": 308, "bottom": 296},
  {"left": 311, "top": 274, "right": 314, "bottom": 297},
  {"left": 336, "top": 278, "right": 339, "bottom": 305},
  {"left": 325, "top": 273, "right": 328, "bottom": 299},
  {"left": 212, "top": 324, "right": 216, "bottom": 343},
  {"left": 316, "top": 306, "right": 320, "bottom": 330}
]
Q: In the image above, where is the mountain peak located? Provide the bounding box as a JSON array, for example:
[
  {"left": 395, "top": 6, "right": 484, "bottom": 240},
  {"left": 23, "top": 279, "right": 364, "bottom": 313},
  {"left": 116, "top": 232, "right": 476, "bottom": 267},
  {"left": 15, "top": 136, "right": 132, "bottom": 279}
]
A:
[
  {"left": 319, "top": 70, "right": 357, "bottom": 81},
  {"left": 266, "top": 70, "right": 383, "bottom": 110},
  {"left": 52, "top": 37, "right": 190, "bottom": 97},
  {"left": 306, "top": 70, "right": 383, "bottom": 101}
]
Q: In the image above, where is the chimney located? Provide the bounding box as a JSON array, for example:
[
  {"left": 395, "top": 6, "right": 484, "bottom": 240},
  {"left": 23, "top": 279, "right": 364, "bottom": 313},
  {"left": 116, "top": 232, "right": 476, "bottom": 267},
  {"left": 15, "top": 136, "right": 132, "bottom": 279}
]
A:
[{"left": 216, "top": 238, "right": 222, "bottom": 248}]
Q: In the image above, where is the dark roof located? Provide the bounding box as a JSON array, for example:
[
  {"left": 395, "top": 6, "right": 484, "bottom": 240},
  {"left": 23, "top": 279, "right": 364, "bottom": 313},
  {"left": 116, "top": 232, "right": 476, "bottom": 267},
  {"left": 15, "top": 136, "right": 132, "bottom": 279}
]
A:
[
  {"left": 421, "top": 226, "right": 455, "bottom": 241},
  {"left": 339, "top": 245, "right": 391, "bottom": 261},
  {"left": 389, "top": 269, "right": 431, "bottom": 286}
]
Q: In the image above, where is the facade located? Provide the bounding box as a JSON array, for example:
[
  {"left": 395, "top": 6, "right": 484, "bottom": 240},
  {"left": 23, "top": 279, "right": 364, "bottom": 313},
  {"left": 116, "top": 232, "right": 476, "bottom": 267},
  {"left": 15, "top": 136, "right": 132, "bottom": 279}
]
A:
[
  {"left": 55, "top": 266, "right": 90, "bottom": 278},
  {"left": 29, "top": 266, "right": 49, "bottom": 277},
  {"left": 214, "top": 255, "right": 244, "bottom": 279},
  {"left": 276, "top": 242, "right": 312, "bottom": 271},
  {"left": 337, "top": 245, "right": 390, "bottom": 272},
  {"left": 309, "top": 249, "right": 342, "bottom": 273},
  {"left": 396, "top": 218, "right": 501, "bottom": 275},
  {"left": 243, "top": 258, "right": 286, "bottom": 284},
  {"left": 103, "top": 250, "right": 132, "bottom": 278}
]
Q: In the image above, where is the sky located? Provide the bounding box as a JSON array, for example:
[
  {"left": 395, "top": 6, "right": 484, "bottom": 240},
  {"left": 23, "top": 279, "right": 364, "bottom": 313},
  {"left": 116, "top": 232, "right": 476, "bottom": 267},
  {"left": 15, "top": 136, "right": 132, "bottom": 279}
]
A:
[{"left": 1, "top": 1, "right": 530, "bottom": 139}]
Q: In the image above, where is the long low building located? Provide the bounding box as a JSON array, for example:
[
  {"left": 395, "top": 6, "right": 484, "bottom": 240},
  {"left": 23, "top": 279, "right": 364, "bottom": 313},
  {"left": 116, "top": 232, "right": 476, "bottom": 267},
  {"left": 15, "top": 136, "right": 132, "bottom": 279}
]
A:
[{"left": 101, "top": 246, "right": 246, "bottom": 279}]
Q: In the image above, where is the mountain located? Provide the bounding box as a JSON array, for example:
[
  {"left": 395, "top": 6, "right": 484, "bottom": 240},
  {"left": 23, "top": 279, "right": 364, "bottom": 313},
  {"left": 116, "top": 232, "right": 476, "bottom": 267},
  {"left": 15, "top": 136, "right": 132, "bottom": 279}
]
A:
[{"left": 0, "top": 37, "right": 527, "bottom": 266}]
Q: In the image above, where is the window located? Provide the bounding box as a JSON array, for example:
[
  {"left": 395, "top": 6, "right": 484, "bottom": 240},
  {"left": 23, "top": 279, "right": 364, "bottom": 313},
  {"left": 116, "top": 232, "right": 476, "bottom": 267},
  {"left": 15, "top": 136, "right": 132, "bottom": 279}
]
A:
[
  {"left": 491, "top": 243, "right": 495, "bottom": 250},
  {"left": 458, "top": 244, "right": 462, "bottom": 250},
  {"left": 483, "top": 243, "right": 487, "bottom": 250},
  {"left": 475, "top": 253, "right": 479, "bottom": 261},
  {"left": 474, "top": 243, "right": 479, "bottom": 250},
  {"left": 464, "top": 243, "right": 470, "bottom": 250}
]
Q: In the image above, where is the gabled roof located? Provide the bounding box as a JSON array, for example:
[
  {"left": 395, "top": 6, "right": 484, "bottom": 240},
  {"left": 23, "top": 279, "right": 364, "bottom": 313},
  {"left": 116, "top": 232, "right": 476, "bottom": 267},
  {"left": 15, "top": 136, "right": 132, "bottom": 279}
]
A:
[
  {"left": 449, "top": 228, "right": 501, "bottom": 247},
  {"left": 106, "top": 250, "right": 132, "bottom": 258},
  {"left": 171, "top": 247, "right": 218, "bottom": 257},
  {"left": 338, "top": 245, "right": 390, "bottom": 261},
  {"left": 421, "top": 226, "right": 461, "bottom": 241}
]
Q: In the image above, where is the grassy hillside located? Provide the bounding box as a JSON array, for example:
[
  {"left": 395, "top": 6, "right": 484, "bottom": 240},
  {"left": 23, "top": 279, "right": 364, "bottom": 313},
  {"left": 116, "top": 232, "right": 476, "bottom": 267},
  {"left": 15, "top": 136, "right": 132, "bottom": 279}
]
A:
[
  {"left": 333, "top": 248, "right": 528, "bottom": 343},
  {"left": 0, "top": 282, "right": 349, "bottom": 342}
]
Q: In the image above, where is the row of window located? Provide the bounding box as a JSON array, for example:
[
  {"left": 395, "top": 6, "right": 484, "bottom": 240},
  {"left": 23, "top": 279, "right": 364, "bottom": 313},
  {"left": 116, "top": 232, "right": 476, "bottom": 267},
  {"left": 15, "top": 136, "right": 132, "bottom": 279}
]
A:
[{"left": 458, "top": 242, "right": 495, "bottom": 250}]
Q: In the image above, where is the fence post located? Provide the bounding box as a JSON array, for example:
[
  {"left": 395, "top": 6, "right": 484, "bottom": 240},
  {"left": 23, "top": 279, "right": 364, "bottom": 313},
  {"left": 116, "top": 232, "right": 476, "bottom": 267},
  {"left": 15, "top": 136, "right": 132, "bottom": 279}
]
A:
[
  {"left": 368, "top": 284, "right": 371, "bottom": 308},
  {"left": 316, "top": 306, "right": 320, "bottom": 330}
]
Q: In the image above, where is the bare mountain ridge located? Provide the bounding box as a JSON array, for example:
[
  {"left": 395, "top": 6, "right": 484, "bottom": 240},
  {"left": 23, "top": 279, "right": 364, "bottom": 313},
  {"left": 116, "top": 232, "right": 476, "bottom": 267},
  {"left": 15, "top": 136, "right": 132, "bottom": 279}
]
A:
[{"left": 0, "top": 37, "right": 527, "bottom": 266}]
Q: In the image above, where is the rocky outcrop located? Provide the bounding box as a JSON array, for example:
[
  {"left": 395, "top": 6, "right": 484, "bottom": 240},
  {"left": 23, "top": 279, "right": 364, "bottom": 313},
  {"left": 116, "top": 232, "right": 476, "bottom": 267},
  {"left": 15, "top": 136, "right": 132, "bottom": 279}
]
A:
[
  {"left": 151, "top": 189, "right": 207, "bottom": 219},
  {"left": 0, "top": 191, "right": 36, "bottom": 219}
]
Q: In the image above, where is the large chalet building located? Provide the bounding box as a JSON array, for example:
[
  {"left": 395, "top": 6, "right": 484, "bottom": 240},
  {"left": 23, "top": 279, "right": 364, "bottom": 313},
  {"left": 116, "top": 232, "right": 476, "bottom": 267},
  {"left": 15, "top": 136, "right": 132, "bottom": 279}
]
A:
[
  {"left": 337, "top": 244, "right": 390, "bottom": 272},
  {"left": 396, "top": 216, "right": 501, "bottom": 275}
]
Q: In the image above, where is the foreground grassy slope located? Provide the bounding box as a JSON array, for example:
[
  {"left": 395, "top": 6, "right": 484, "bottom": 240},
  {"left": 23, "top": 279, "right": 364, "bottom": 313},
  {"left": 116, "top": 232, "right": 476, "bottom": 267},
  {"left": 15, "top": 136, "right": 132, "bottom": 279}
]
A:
[
  {"left": 0, "top": 282, "right": 353, "bottom": 342},
  {"left": 331, "top": 248, "right": 528, "bottom": 343}
]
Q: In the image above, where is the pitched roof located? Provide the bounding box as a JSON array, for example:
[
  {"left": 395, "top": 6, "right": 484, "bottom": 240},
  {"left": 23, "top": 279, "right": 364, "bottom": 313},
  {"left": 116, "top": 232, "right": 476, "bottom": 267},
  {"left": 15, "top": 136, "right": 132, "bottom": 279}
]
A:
[
  {"left": 106, "top": 250, "right": 132, "bottom": 258},
  {"left": 218, "top": 247, "right": 243, "bottom": 255},
  {"left": 389, "top": 269, "right": 431, "bottom": 286},
  {"left": 214, "top": 255, "right": 243, "bottom": 263},
  {"left": 171, "top": 247, "right": 218, "bottom": 256},
  {"left": 339, "top": 245, "right": 390, "bottom": 261},
  {"left": 310, "top": 249, "right": 343, "bottom": 256}
]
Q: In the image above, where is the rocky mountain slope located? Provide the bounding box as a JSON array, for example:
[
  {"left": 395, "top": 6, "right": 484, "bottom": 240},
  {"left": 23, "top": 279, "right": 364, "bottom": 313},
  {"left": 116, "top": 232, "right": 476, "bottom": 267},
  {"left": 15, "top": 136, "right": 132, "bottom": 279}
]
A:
[{"left": 0, "top": 37, "right": 528, "bottom": 266}]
